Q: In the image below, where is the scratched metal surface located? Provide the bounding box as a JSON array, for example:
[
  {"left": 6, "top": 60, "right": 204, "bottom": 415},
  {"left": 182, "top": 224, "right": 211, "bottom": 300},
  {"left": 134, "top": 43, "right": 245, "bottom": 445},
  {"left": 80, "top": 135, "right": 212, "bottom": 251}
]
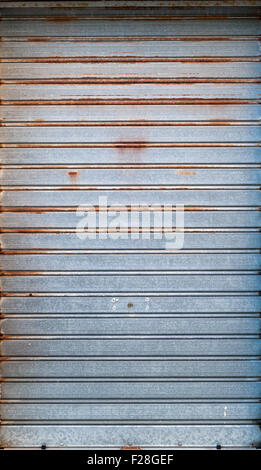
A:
[{"left": 0, "top": 1, "right": 261, "bottom": 449}]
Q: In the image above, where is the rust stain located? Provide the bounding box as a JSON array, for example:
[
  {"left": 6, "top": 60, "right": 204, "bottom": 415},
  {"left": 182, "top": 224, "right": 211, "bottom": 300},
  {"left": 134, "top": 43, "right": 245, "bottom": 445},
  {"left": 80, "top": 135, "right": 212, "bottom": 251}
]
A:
[
  {"left": 0, "top": 228, "right": 226, "bottom": 234},
  {"left": 1, "top": 293, "right": 48, "bottom": 298},
  {"left": 128, "top": 303, "right": 134, "bottom": 309},
  {"left": 4, "top": 120, "right": 252, "bottom": 127},
  {"left": 67, "top": 170, "right": 80, "bottom": 181},
  {"left": 177, "top": 169, "right": 196, "bottom": 175},
  {"left": 0, "top": 207, "right": 48, "bottom": 214},
  {"left": 114, "top": 139, "right": 147, "bottom": 165},
  {"left": 2, "top": 99, "right": 256, "bottom": 106},
  {"left": 4, "top": 142, "right": 257, "bottom": 149},
  {"left": 0, "top": 207, "right": 55, "bottom": 214},
  {"left": 0, "top": 206, "right": 240, "bottom": 215},
  {"left": 1, "top": 271, "right": 60, "bottom": 276},
  {"left": 1, "top": 185, "right": 227, "bottom": 193},
  {"left": 0, "top": 357, "right": 10, "bottom": 362},
  {"left": 5, "top": 57, "right": 260, "bottom": 64},
  {"left": 0, "top": 335, "right": 9, "bottom": 341},
  {"left": 13, "top": 35, "right": 261, "bottom": 43},
  {"left": 114, "top": 140, "right": 147, "bottom": 151},
  {"left": 27, "top": 38, "right": 53, "bottom": 42}
]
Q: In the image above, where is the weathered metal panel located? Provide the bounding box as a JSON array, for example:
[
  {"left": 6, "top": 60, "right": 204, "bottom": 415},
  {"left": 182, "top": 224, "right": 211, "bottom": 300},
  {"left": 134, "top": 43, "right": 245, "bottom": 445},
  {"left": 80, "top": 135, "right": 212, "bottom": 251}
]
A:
[
  {"left": 2, "top": 381, "right": 261, "bottom": 400},
  {"left": 2, "top": 338, "right": 261, "bottom": 357},
  {"left": 1, "top": 210, "right": 260, "bottom": 227},
  {"left": 1, "top": 147, "right": 260, "bottom": 163},
  {"left": 1, "top": 168, "right": 261, "bottom": 184},
  {"left": 1, "top": 18, "right": 260, "bottom": 37},
  {"left": 1, "top": 253, "right": 261, "bottom": 268},
  {"left": 2, "top": 295, "right": 260, "bottom": 314},
  {"left": 1, "top": 84, "right": 260, "bottom": 101},
  {"left": 2, "top": 403, "right": 261, "bottom": 421},
  {"left": 1, "top": 274, "right": 260, "bottom": 293},
  {"left": 2, "top": 318, "right": 261, "bottom": 335},
  {"left": 1, "top": 104, "right": 261, "bottom": 122},
  {"left": 1, "top": 40, "right": 260, "bottom": 58},
  {"left": 0, "top": 2, "right": 260, "bottom": 449},
  {"left": 1, "top": 127, "right": 261, "bottom": 143},
  {"left": 2, "top": 189, "right": 261, "bottom": 206},
  {"left": 3, "top": 359, "right": 261, "bottom": 378},
  {"left": 1, "top": 425, "right": 260, "bottom": 449}
]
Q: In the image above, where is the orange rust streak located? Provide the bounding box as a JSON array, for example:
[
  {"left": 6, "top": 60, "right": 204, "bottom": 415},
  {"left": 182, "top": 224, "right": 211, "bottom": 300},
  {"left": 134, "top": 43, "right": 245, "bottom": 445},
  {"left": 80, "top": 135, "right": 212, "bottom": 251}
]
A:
[
  {"left": 1, "top": 271, "right": 64, "bottom": 276},
  {"left": 2, "top": 120, "right": 254, "bottom": 127},
  {"left": 0, "top": 228, "right": 237, "bottom": 234},
  {"left": 177, "top": 169, "right": 197, "bottom": 175},
  {"left": 67, "top": 170, "right": 80, "bottom": 179},
  {"left": 1, "top": 99, "right": 257, "bottom": 106},
  {"left": 17, "top": 35, "right": 261, "bottom": 43},
  {"left": 2, "top": 57, "right": 260, "bottom": 64},
  {"left": 0, "top": 208, "right": 49, "bottom": 214},
  {"left": 0, "top": 335, "right": 10, "bottom": 341},
  {"left": 0, "top": 206, "right": 240, "bottom": 213},
  {"left": 122, "top": 446, "right": 141, "bottom": 450}
]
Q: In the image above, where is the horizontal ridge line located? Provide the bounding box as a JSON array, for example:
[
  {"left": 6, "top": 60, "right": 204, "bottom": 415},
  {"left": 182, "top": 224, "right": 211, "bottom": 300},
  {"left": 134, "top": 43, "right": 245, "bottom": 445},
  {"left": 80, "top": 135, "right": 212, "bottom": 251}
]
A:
[
  {"left": 1, "top": 228, "right": 260, "bottom": 232},
  {"left": 1, "top": 270, "right": 260, "bottom": 274},
  {"left": 1, "top": 184, "right": 260, "bottom": 189},
  {"left": 1, "top": 250, "right": 259, "bottom": 254},
  {"left": 1, "top": 206, "right": 260, "bottom": 211},
  {"left": 2, "top": 144, "right": 260, "bottom": 148},
  {"left": 1, "top": 36, "right": 260, "bottom": 42},
  {"left": 2, "top": 356, "right": 259, "bottom": 361},
  {"left": 1, "top": 400, "right": 260, "bottom": 404},
  {"left": 2, "top": 16, "right": 261, "bottom": 20},
  {"left": 2, "top": 334, "right": 260, "bottom": 338},
  {"left": 2, "top": 79, "right": 260, "bottom": 84},
  {"left": 2, "top": 57, "right": 260, "bottom": 64},
  {"left": 1, "top": 121, "right": 260, "bottom": 127},
  {"left": 1, "top": 293, "right": 259, "bottom": 297}
]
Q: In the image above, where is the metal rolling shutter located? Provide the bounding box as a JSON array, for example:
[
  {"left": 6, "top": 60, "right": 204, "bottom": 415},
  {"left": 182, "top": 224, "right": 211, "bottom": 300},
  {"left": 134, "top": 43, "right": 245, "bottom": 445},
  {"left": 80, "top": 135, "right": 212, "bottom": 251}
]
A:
[{"left": 0, "top": 1, "right": 260, "bottom": 449}]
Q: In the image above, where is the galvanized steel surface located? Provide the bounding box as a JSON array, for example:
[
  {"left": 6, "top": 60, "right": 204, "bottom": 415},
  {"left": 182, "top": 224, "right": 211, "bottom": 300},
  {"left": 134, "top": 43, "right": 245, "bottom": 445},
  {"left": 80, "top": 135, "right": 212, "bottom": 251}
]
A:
[{"left": 0, "top": 1, "right": 261, "bottom": 449}]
